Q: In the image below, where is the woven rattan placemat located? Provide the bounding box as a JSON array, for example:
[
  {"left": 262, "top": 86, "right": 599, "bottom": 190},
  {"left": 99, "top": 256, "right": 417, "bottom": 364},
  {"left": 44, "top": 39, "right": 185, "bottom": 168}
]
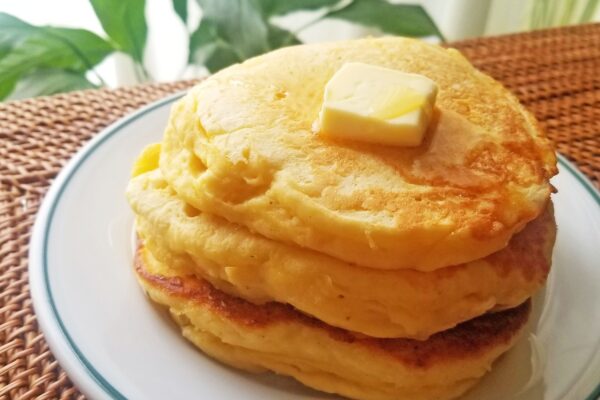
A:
[{"left": 1, "top": 24, "right": 599, "bottom": 399}]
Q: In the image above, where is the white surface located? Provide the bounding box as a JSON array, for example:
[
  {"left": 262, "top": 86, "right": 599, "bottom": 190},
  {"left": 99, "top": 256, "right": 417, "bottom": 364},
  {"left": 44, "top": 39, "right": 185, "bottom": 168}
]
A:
[{"left": 29, "top": 95, "right": 600, "bottom": 400}]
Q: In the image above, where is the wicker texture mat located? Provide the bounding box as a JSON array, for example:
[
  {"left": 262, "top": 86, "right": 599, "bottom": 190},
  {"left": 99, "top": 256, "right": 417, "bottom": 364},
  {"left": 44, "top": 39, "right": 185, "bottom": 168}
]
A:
[{"left": 1, "top": 24, "right": 599, "bottom": 399}]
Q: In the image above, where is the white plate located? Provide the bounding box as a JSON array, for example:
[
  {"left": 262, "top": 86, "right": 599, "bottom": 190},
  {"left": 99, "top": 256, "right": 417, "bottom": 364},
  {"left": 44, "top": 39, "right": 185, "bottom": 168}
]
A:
[{"left": 29, "top": 94, "right": 600, "bottom": 400}]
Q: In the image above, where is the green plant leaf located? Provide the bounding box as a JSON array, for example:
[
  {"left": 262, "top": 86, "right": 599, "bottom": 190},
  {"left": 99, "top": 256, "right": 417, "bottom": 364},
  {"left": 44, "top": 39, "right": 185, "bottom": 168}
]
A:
[
  {"left": 258, "top": 0, "right": 340, "bottom": 16},
  {"left": 0, "top": 44, "right": 10, "bottom": 59},
  {"left": 326, "top": 0, "right": 444, "bottom": 40},
  {"left": 0, "top": 70, "right": 18, "bottom": 99},
  {"left": 0, "top": 14, "right": 113, "bottom": 68},
  {"left": 0, "top": 27, "right": 113, "bottom": 99},
  {"left": 195, "top": 0, "right": 270, "bottom": 59},
  {"left": 191, "top": 0, "right": 306, "bottom": 72},
  {"left": 267, "top": 23, "right": 301, "bottom": 48},
  {"left": 89, "top": 0, "right": 147, "bottom": 63},
  {"left": 188, "top": 20, "right": 242, "bottom": 72},
  {"left": 44, "top": 27, "right": 115, "bottom": 68},
  {"left": 190, "top": 0, "right": 443, "bottom": 74},
  {"left": 7, "top": 69, "right": 97, "bottom": 100},
  {"left": 0, "top": 14, "right": 39, "bottom": 98},
  {"left": 0, "top": 12, "right": 38, "bottom": 45},
  {"left": 172, "top": 0, "right": 188, "bottom": 25},
  {"left": 188, "top": 18, "right": 300, "bottom": 73}
]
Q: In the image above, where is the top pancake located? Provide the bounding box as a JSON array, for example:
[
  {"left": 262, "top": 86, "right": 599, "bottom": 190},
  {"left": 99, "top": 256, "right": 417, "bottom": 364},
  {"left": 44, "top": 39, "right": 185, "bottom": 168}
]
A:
[{"left": 160, "top": 37, "right": 557, "bottom": 270}]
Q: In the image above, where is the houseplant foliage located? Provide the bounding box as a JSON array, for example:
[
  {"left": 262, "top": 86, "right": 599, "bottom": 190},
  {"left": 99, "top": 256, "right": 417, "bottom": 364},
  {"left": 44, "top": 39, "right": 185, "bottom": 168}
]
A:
[
  {"left": 0, "top": 0, "right": 443, "bottom": 101},
  {"left": 530, "top": 0, "right": 599, "bottom": 29}
]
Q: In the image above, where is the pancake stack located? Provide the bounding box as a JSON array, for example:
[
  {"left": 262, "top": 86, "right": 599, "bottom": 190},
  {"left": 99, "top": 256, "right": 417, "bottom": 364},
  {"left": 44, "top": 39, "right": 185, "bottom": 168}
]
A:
[{"left": 127, "top": 37, "right": 557, "bottom": 400}]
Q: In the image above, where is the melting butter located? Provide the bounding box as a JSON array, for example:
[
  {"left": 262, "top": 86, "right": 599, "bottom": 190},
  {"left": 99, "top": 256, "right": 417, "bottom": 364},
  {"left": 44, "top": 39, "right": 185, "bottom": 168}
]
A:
[{"left": 317, "top": 62, "right": 438, "bottom": 147}]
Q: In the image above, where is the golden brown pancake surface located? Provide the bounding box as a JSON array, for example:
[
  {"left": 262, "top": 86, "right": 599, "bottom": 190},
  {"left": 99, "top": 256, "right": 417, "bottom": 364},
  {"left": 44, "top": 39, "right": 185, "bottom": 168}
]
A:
[
  {"left": 159, "top": 37, "right": 557, "bottom": 271},
  {"left": 135, "top": 244, "right": 531, "bottom": 400},
  {"left": 127, "top": 163, "right": 554, "bottom": 339}
]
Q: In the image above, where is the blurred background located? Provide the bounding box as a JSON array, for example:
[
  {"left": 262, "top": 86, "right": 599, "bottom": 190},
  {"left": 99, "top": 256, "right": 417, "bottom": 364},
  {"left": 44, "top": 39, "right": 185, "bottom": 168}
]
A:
[{"left": 1, "top": 0, "right": 599, "bottom": 100}]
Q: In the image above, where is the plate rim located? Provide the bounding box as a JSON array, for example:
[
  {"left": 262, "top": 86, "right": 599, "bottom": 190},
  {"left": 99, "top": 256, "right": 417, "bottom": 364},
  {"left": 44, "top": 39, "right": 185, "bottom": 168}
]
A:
[
  {"left": 29, "top": 92, "right": 184, "bottom": 400},
  {"left": 28, "top": 93, "right": 600, "bottom": 400}
]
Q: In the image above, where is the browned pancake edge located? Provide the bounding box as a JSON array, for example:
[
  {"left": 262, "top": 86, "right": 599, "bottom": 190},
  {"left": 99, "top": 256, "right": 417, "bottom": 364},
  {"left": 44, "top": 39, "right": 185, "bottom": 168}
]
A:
[{"left": 134, "top": 244, "right": 530, "bottom": 369}]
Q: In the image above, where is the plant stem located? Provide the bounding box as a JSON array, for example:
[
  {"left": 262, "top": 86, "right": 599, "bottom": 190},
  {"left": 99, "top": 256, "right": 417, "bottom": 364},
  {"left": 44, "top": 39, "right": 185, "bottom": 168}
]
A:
[
  {"left": 561, "top": 0, "right": 577, "bottom": 25},
  {"left": 530, "top": 0, "right": 542, "bottom": 29},
  {"left": 580, "top": 0, "right": 600, "bottom": 22},
  {"left": 286, "top": 0, "right": 355, "bottom": 44},
  {"left": 547, "top": 0, "right": 560, "bottom": 26},
  {"left": 540, "top": 0, "right": 550, "bottom": 27},
  {"left": 133, "top": 62, "right": 143, "bottom": 83},
  {"left": 133, "top": 61, "right": 151, "bottom": 83}
]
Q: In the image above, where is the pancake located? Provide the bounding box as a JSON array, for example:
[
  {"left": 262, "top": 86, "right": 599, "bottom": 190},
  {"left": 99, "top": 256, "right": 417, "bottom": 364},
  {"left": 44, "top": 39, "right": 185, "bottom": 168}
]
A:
[
  {"left": 135, "top": 244, "right": 531, "bottom": 400},
  {"left": 127, "top": 157, "right": 554, "bottom": 339},
  {"left": 159, "top": 37, "right": 557, "bottom": 271}
]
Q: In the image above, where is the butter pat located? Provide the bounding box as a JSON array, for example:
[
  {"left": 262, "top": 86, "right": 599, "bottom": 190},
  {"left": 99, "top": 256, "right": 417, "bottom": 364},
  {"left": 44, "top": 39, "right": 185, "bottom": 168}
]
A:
[{"left": 318, "top": 62, "right": 438, "bottom": 147}]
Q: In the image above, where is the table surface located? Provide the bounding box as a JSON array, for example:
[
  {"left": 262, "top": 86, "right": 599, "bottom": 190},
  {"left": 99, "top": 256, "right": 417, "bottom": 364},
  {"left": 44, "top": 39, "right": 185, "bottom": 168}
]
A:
[{"left": 1, "top": 23, "right": 599, "bottom": 400}]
